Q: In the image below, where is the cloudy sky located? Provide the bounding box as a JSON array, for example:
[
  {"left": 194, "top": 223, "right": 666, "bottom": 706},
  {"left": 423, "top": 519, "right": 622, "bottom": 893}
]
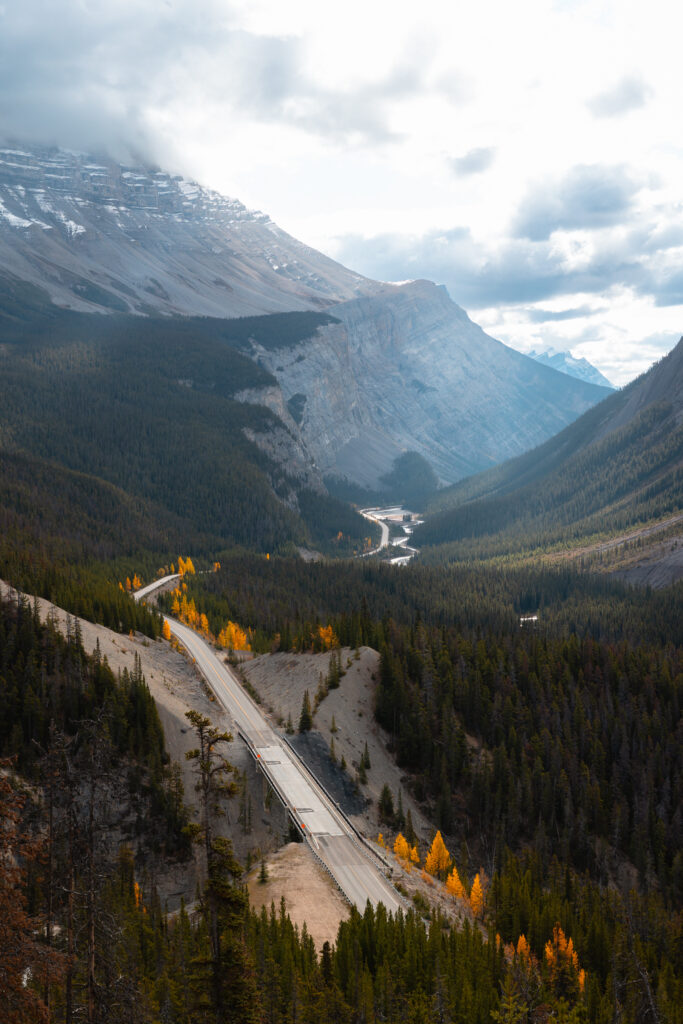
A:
[{"left": 2, "top": 0, "right": 682, "bottom": 384}]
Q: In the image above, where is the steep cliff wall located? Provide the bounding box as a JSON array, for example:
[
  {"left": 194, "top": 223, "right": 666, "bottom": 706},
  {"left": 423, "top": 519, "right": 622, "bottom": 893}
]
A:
[{"left": 243, "top": 281, "right": 612, "bottom": 487}]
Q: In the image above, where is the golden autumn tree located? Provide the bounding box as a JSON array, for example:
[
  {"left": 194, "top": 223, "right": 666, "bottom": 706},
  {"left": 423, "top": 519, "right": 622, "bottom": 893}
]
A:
[
  {"left": 316, "top": 624, "right": 338, "bottom": 651},
  {"left": 218, "top": 621, "right": 250, "bottom": 651},
  {"left": 446, "top": 864, "right": 466, "bottom": 900},
  {"left": 162, "top": 620, "right": 172, "bottom": 641},
  {"left": 424, "top": 830, "right": 451, "bottom": 878},
  {"left": 393, "top": 833, "right": 413, "bottom": 870},
  {"left": 132, "top": 573, "right": 142, "bottom": 591},
  {"left": 544, "top": 923, "right": 584, "bottom": 999},
  {"left": 410, "top": 844, "right": 419, "bottom": 866},
  {"left": 470, "top": 873, "right": 485, "bottom": 918}
]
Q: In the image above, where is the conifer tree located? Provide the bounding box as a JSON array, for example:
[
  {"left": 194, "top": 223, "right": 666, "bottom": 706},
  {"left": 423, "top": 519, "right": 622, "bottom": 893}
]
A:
[
  {"left": 425, "top": 830, "right": 451, "bottom": 878},
  {"left": 298, "top": 690, "right": 313, "bottom": 732},
  {"left": 405, "top": 808, "right": 416, "bottom": 846},
  {"left": 446, "top": 865, "right": 467, "bottom": 900},
  {"left": 184, "top": 710, "right": 242, "bottom": 1021},
  {"left": 378, "top": 784, "right": 394, "bottom": 823},
  {"left": 470, "top": 872, "right": 485, "bottom": 918},
  {"left": 396, "top": 788, "right": 405, "bottom": 829}
]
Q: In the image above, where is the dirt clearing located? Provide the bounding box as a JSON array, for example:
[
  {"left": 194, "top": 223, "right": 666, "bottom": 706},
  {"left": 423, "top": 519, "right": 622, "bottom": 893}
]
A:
[
  {"left": 247, "top": 842, "right": 350, "bottom": 949},
  {"left": 241, "top": 647, "right": 433, "bottom": 846}
]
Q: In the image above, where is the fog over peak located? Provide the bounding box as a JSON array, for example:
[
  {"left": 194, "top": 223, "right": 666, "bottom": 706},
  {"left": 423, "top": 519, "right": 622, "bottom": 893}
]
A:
[{"left": 1, "top": 0, "right": 682, "bottom": 385}]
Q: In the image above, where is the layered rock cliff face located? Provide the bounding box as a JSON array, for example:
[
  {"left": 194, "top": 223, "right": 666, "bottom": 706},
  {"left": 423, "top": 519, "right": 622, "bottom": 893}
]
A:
[{"left": 245, "top": 281, "right": 612, "bottom": 487}]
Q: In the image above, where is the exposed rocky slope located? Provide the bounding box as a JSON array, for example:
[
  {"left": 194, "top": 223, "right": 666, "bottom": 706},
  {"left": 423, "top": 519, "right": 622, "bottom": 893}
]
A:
[
  {"left": 0, "top": 142, "right": 611, "bottom": 491},
  {"left": 0, "top": 144, "right": 377, "bottom": 316},
  {"left": 246, "top": 281, "right": 612, "bottom": 486}
]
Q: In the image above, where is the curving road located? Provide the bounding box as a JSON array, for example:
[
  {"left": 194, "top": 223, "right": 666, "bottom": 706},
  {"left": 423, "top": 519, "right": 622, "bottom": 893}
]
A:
[
  {"left": 359, "top": 508, "right": 390, "bottom": 554},
  {"left": 135, "top": 583, "right": 403, "bottom": 914}
]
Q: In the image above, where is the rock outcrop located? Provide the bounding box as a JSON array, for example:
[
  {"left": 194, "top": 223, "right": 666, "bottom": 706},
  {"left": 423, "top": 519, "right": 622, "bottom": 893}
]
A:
[
  {"left": 0, "top": 143, "right": 612, "bottom": 490},
  {"left": 245, "top": 281, "right": 612, "bottom": 487},
  {"left": 0, "top": 144, "right": 378, "bottom": 317}
]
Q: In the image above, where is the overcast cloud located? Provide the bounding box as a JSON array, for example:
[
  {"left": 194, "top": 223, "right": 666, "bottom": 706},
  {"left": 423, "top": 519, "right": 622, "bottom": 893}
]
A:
[
  {"left": 587, "top": 76, "right": 654, "bottom": 118},
  {"left": 1, "top": 0, "right": 682, "bottom": 383}
]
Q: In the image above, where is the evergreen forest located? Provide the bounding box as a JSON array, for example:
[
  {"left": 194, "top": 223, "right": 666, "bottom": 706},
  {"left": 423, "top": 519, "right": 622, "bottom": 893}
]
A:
[{"left": 0, "top": 287, "right": 681, "bottom": 1024}]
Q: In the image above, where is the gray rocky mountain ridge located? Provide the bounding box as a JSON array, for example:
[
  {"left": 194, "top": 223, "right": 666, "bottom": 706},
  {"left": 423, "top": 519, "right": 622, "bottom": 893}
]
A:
[
  {"left": 528, "top": 348, "right": 614, "bottom": 389},
  {"left": 0, "top": 142, "right": 611, "bottom": 489}
]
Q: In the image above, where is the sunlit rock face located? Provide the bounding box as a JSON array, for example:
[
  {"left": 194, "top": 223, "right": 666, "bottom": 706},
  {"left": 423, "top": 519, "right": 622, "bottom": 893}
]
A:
[
  {"left": 247, "top": 280, "right": 612, "bottom": 488},
  {"left": 0, "top": 144, "right": 378, "bottom": 317},
  {"left": 0, "top": 144, "right": 610, "bottom": 489}
]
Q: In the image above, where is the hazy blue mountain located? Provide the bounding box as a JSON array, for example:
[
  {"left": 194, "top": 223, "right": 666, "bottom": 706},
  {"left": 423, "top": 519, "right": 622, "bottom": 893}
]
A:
[{"left": 528, "top": 348, "right": 614, "bottom": 388}]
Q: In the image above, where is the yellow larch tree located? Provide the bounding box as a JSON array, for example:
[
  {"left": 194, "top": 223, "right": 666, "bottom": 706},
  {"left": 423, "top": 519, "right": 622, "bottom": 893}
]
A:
[
  {"left": 410, "top": 844, "right": 419, "bottom": 866},
  {"left": 218, "top": 621, "right": 251, "bottom": 651},
  {"left": 544, "top": 923, "right": 585, "bottom": 998},
  {"left": 469, "top": 873, "right": 485, "bottom": 918},
  {"left": 393, "top": 833, "right": 413, "bottom": 870},
  {"left": 424, "top": 830, "right": 451, "bottom": 878},
  {"left": 162, "top": 621, "right": 171, "bottom": 641},
  {"left": 316, "top": 624, "right": 338, "bottom": 651},
  {"left": 446, "top": 865, "right": 466, "bottom": 900},
  {"left": 132, "top": 573, "right": 142, "bottom": 591}
]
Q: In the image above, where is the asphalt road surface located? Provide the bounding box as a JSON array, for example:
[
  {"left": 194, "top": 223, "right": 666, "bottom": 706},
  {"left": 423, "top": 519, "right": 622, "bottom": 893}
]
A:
[{"left": 136, "top": 592, "right": 403, "bottom": 915}]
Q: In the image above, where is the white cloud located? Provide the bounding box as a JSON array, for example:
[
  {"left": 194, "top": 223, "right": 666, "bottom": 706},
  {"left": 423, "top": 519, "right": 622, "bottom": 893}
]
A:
[
  {"left": 587, "top": 76, "right": 653, "bottom": 118},
  {"left": 0, "top": 0, "right": 682, "bottom": 382}
]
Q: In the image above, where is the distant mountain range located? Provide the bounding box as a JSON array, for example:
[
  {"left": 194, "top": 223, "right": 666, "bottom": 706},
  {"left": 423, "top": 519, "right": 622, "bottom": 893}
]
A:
[
  {"left": 417, "top": 339, "right": 683, "bottom": 556},
  {"left": 528, "top": 348, "right": 614, "bottom": 389},
  {"left": 0, "top": 143, "right": 614, "bottom": 548}
]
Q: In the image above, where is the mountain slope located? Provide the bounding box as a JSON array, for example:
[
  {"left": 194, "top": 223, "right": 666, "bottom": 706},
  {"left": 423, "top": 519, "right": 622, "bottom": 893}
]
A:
[
  {"left": 242, "top": 280, "right": 612, "bottom": 487},
  {"left": 0, "top": 144, "right": 378, "bottom": 317},
  {"left": 417, "top": 339, "right": 683, "bottom": 556},
  {"left": 1, "top": 143, "right": 611, "bottom": 494},
  {"left": 0, "top": 288, "right": 374, "bottom": 565}
]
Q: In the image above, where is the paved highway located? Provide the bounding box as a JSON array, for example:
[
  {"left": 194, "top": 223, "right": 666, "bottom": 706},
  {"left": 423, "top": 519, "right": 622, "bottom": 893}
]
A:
[
  {"left": 135, "top": 583, "right": 403, "bottom": 914},
  {"left": 359, "top": 508, "right": 390, "bottom": 554}
]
